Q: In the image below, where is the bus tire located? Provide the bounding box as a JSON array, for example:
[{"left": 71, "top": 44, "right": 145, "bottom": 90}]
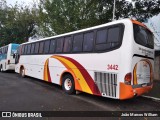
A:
[
  {"left": 0, "top": 65, "right": 3, "bottom": 72},
  {"left": 62, "top": 74, "right": 75, "bottom": 94},
  {"left": 20, "top": 67, "right": 25, "bottom": 78}
]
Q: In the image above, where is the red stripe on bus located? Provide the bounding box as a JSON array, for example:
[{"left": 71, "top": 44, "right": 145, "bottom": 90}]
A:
[{"left": 57, "top": 55, "right": 101, "bottom": 96}]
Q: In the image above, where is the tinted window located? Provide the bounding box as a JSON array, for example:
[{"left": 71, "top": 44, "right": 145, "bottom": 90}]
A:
[
  {"left": 49, "top": 39, "right": 56, "bottom": 53},
  {"left": 83, "top": 32, "right": 94, "bottom": 52},
  {"left": 44, "top": 40, "right": 50, "bottom": 54},
  {"left": 96, "top": 29, "right": 107, "bottom": 44},
  {"left": 22, "top": 45, "right": 25, "bottom": 55},
  {"left": 27, "top": 44, "right": 31, "bottom": 54},
  {"left": 31, "top": 43, "right": 35, "bottom": 54},
  {"left": 34, "top": 42, "right": 39, "bottom": 54},
  {"left": 24, "top": 45, "right": 28, "bottom": 55},
  {"left": 73, "top": 34, "right": 83, "bottom": 52},
  {"left": 95, "top": 25, "right": 123, "bottom": 51},
  {"left": 108, "top": 27, "right": 120, "bottom": 42},
  {"left": 95, "top": 43, "right": 111, "bottom": 51},
  {"left": 63, "top": 36, "right": 72, "bottom": 53},
  {"left": 39, "top": 42, "right": 44, "bottom": 54},
  {"left": 107, "top": 27, "right": 120, "bottom": 48},
  {"left": 133, "top": 24, "right": 154, "bottom": 49},
  {"left": 56, "top": 37, "right": 64, "bottom": 53}
]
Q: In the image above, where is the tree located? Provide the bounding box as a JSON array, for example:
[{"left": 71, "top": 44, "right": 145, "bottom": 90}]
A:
[
  {"left": 0, "top": 0, "right": 39, "bottom": 46},
  {"left": 131, "top": 0, "right": 160, "bottom": 22},
  {"left": 38, "top": 0, "right": 160, "bottom": 37},
  {"left": 38, "top": 0, "right": 100, "bottom": 36}
]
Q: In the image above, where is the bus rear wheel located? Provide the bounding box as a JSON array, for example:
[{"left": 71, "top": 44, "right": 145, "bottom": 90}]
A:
[
  {"left": 20, "top": 67, "right": 25, "bottom": 77},
  {"left": 62, "top": 74, "right": 75, "bottom": 94}
]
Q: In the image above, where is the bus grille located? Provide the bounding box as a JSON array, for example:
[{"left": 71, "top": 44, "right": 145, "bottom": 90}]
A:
[{"left": 94, "top": 72, "right": 117, "bottom": 98}]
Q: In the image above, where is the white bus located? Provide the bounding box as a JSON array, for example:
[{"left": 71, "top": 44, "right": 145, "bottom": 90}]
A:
[
  {"left": 0, "top": 43, "right": 19, "bottom": 72},
  {"left": 15, "top": 19, "right": 154, "bottom": 100}
]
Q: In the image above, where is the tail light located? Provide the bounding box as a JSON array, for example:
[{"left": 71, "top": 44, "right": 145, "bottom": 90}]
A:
[
  {"left": 124, "top": 72, "right": 132, "bottom": 85},
  {"left": 8, "top": 60, "right": 10, "bottom": 64}
]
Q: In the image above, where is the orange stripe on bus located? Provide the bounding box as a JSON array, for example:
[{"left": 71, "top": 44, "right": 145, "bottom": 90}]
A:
[
  {"left": 54, "top": 55, "right": 101, "bottom": 96},
  {"left": 133, "top": 63, "right": 138, "bottom": 85},
  {"left": 53, "top": 56, "right": 92, "bottom": 94},
  {"left": 43, "top": 58, "right": 51, "bottom": 82},
  {"left": 53, "top": 57, "right": 82, "bottom": 91}
]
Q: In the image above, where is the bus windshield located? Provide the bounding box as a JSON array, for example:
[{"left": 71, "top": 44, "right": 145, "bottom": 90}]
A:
[
  {"left": 133, "top": 24, "right": 154, "bottom": 49},
  {"left": 11, "top": 44, "right": 19, "bottom": 55}
]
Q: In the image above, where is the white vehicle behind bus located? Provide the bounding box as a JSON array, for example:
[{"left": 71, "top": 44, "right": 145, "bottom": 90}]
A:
[
  {"left": 0, "top": 43, "right": 19, "bottom": 72},
  {"left": 15, "top": 19, "right": 154, "bottom": 100}
]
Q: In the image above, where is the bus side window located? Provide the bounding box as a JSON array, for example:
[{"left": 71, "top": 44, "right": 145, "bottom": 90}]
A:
[
  {"left": 39, "top": 42, "right": 44, "bottom": 54},
  {"left": 24, "top": 45, "right": 28, "bottom": 55},
  {"left": 21, "top": 45, "right": 25, "bottom": 55},
  {"left": 107, "top": 27, "right": 120, "bottom": 48},
  {"left": 49, "top": 39, "right": 56, "bottom": 54},
  {"left": 34, "top": 42, "right": 39, "bottom": 54},
  {"left": 27, "top": 44, "right": 31, "bottom": 54},
  {"left": 83, "top": 32, "right": 94, "bottom": 52},
  {"left": 73, "top": 34, "right": 83, "bottom": 52},
  {"left": 63, "top": 36, "right": 72, "bottom": 53},
  {"left": 44, "top": 40, "right": 50, "bottom": 54},
  {"left": 95, "top": 28, "right": 110, "bottom": 51},
  {"left": 96, "top": 29, "right": 107, "bottom": 44},
  {"left": 31, "top": 43, "right": 35, "bottom": 54},
  {"left": 56, "top": 37, "right": 64, "bottom": 53}
]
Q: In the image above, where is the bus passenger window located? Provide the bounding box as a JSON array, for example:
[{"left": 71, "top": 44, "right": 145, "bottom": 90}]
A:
[
  {"left": 34, "top": 42, "right": 39, "bottom": 54},
  {"left": 24, "top": 45, "right": 28, "bottom": 55},
  {"left": 21, "top": 45, "right": 25, "bottom": 55},
  {"left": 73, "top": 34, "right": 83, "bottom": 52},
  {"left": 108, "top": 27, "right": 120, "bottom": 43},
  {"left": 39, "top": 42, "right": 44, "bottom": 54},
  {"left": 49, "top": 40, "right": 56, "bottom": 53},
  {"left": 63, "top": 36, "right": 72, "bottom": 53},
  {"left": 96, "top": 29, "right": 107, "bottom": 44},
  {"left": 56, "top": 37, "right": 64, "bottom": 53},
  {"left": 44, "top": 40, "right": 50, "bottom": 54},
  {"left": 83, "top": 32, "right": 94, "bottom": 52},
  {"left": 31, "top": 43, "right": 35, "bottom": 54},
  {"left": 27, "top": 44, "right": 31, "bottom": 54}
]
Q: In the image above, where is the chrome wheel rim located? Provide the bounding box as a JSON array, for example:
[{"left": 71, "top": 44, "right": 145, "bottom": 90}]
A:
[{"left": 64, "top": 78, "right": 72, "bottom": 90}]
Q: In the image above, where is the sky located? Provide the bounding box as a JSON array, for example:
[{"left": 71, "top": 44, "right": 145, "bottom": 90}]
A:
[{"left": 6, "top": 0, "right": 37, "bottom": 5}]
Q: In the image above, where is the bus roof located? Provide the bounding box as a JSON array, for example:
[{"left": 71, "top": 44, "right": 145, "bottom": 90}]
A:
[{"left": 21, "top": 18, "right": 151, "bottom": 45}]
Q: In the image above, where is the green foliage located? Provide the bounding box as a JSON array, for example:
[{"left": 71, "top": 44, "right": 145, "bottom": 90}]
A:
[
  {"left": 0, "top": 0, "right": 38, "bottom": 46},
  {"left": 38, "top": 0, "right": 160, "bottom": 36},
  {"left": 38, "top": 0, "right": 100, "bottom": 36},
  {"left": 131, "top": 0, "right": 160, "bottom": 22}
]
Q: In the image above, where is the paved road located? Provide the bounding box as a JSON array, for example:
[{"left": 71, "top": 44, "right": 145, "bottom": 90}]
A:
[{"left": 0, "top": 72, "right": 160, "bottom": 119}]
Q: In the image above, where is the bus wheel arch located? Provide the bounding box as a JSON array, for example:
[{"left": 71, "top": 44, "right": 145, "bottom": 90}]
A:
[
  {"left": 61, "top": 72, "right": 76, "bottom": 94},
  {"left": 20, "top": 65, "right": 25, "bottom": 77}
]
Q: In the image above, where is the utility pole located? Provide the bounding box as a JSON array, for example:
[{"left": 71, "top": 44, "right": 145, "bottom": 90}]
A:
[{"left": 112, "top": 0, "right": 116, "bottom": 21}]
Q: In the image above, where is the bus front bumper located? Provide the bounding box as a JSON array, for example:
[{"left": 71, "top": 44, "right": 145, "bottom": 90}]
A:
[{"left": 119, "top": 82, "right": 153, "bottom": 100}]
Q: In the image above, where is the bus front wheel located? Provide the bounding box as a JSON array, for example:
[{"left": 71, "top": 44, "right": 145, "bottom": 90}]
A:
[
  {"left": 20, "top": 67, "right": 25, "bottom": 78},
  {"left": 62, "top": 74, "right": 75, "bottom": 94}
]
